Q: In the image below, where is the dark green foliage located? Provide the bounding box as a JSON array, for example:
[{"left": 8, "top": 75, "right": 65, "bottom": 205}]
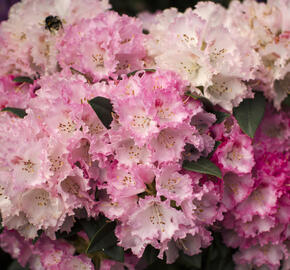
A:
[
  {"left": 136, "top": 245, "right": 160, "bottom": 268},
  {"left": 7, "top": 261, "right": 30, "bottom": 270},
  {"left": 186, "top": 91, "right": 230, "bottom": 125},
  {"left": 281, "top": 94, "right": 290, "bottom": 109},
  {"left": 214, "top": 111, "right": 230, "bottom": 124},
  {"left": 70, "top": 67, "right": 94, "bottom": 84},
  {"left": 81, "top": 216, "right": 125, "bottom": 262},
  {"left": 1, "top": 107, "right": 27, "bottom": 118},
  {"left": 127, "top": 68, "right": 156, "bottom": 77},
  {"left": 32, "top": 230, "right": 43, "bottom": 244},
  {"left": 143, "top": 233, "right": 236, "bottom": 270},
  {"left": 55, "top": 218, "right": 83, "bottom": 240},
  {"left": 201, "top": 233, "right": 236, "bottom": 270},
  {"left": 183, "top": 157, "right": 222, "bottom": 179},
  {"left": 88, "top": 96, "right": 114, "bottom": 129},
  {"left": 103, "top": 245, "right": 124, "bottom": 262},
  {"left": 12, "top": 76, "right": 34, "bottom": 84},
  {"left": 233, "top": 92, "right": 266, "bottom": 138},
  {"left": 208, "top": 141, "right": 222, "bottom": 159},
  {"left": 0, "top": 215, "right": 3, "bottom": 234},
  {"left": 177, "top": 252, "right": 202, "bottom": 269},
  {"left": 185, "top": 91, "right": 214, "bottom": 113},
  {"left": 86, "top": 221, "right": 117, "bottom": 253}
]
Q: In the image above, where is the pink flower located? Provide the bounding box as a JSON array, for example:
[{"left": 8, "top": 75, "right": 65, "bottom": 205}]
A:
[
  {"left": 222, "top": 173, "right": 254, "bottom": 210},
  {"left": 155, "top": 164, "right": 193, "bottom": 205},
  {"left": 127, "top": 197, "right": 189, "bottom": 243},
  {"left": 233, "top": 244, "right": 287, "bottom": 270},
  {"left": 0, "top": 229, "right": 33, "bottom": 267},
  {"left": 214, "top": 130, "right": 254, "bottom": 175},
  {"left": 57, "top": 11, "right": 146, "bottom": 81},
  {"left": 234, "top": 185, "right": 278, "bottom": 222},
  {"left": 149, "top": 125, "right": 193, "bottom": 164}
]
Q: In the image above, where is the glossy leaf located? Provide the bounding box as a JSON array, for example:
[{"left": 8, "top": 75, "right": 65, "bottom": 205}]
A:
[
  {"left": 233, "top": 92, "right": 266, "bottom": 138},
  {"left": 185, "top": 91, "right": 214, "bottom": 112},
  {"left": 274, "top": 73, "right": 290, "bottom": 109},
  {"left": 203, "top": 232, "right": 236, "bottom": 270},
  {"left": 13, "top": 76, "right": 34, "bottom": 84},
  {"left": 104, "top": 245, "right": 124, "bottom": 262},
  {"left": 1, "top": 107, "right": 27, "bottom": 118},
  {"left": 178, "top": 252, "right": 202, "bottom": 269},
  {"left": 127, "top": 68, "right": 156, "bottom": 77},
  {"left": 0, "top": 215, "right": 3, "bottom": 234},
  {"left": 136, "top": 245, "right": 159, "bottom": 268},
  {"left": 281, "top": 94, "right": 290, "bottom": 108},
  {"left": 213, "top": 111, "right": 230, "bottom": 124},
  {"left": 86, "top": 220, "right": 117, "bottom": 254},
  {"left": 80, "top": 216, "right": 107, "bottom": 240},
  {"left": 70, "top": 67, "right": 93, "bottom": 84},
  {"left": 88, "top": 96, "right": 113, "bottom": 129},
  {"left": 196, "top": 86, "right": 204, "bottom": 94},
  {"left": 8, "top": 261, "right": 29, "bottom": 270},
  {"left": 183, "top": 157, "right": 222, "bottom": 179},
  {"left": 32, "top": 230, "right": 43, "bottom": 244},
  {"left": 208, "top": 141, "right": 221, "bottom": 159},
  {"left": 186, "top": 91, "right": 231, "bottom": 123},
  {"left": 55, "top": 219, "right": 82, "bottom": 240}
]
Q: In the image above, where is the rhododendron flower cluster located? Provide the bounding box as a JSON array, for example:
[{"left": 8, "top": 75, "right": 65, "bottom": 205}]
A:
[{"left": 0, "top": 0, "right": 289, "bottom": 269}]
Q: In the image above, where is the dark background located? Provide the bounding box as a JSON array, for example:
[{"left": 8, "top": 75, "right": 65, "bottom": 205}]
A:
[
  {"left": 0, "top": 0, "right": 18, "bottom": 21},
  {"left": 0, "top": 0, "right": 266, "bottom": 269},
  {"left": 109, "top": 0, "right": 234, "bottom": 16},
  {"left": 0, "top": 0, "right": 267, "bottom": 21}
]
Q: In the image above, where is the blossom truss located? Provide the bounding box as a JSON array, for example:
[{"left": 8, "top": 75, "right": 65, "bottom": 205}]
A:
[{"left": 0, "top": 0, "right": 289, "bottom": 269}]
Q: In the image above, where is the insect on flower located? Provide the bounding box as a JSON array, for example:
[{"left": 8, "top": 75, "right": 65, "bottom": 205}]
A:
[{"left": 45, "top": 15, "right": 63, "bottom": 33}]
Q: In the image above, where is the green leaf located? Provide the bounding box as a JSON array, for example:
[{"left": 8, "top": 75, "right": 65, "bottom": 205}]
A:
[
  {"left": 178, "top": 252, "right": 202, "bottom": 269},
  {"left": 32, "top": 230, "right": 43, "bottom": 244},
  {"left": 185, "top": 91, "right": 214, "bottom": 112},
  {"left": 170, "top": 200, "right": 182, "bottom": 210},
  {"left": 196, "top": 86, "right": 204, "bottom": 94},
  {"left": 0, "top": 215, "right": 3, "bottom": 234},
  {"left": 104, "top": 245, "right": 124, "bottom": 262},
  {"left": 70, "top": 67, "right": 93, "bottom": 84},
  {"left": 208, "top": 244, "right": 219, "bottom": 261},
  {"left": 86, "top": 220, "right": 117, "bottom": 254},
  {"left": 81, "top": 216, "right": 124, "bottom": 263},
  {"left": 144, "top": 68, "right": 156, "bottom": 73},
  {"left": 2, "top": 107, "right": 27, "bottom": 118},
  {"left": 183, "top": 157, "right": 222, "bottom": 179},
  {"left": 281, "top": 94, "right": 290, "bottom": 108},
  {"left": 274, "top": 73, "right": 290, "bottom": 109},
  {"left": 127, "top": 69, "right": 156, "bottom": 77},
  {"left": 95, "top": 188, "right": 100, "bottom": 201},
  {"left": 137, "top": 245, "right": 159, "bottom": 267},
  {"left": 88, "top": 96, "right": 113, "bottom": 129},
  {"left": 203, "top": 232, "right": 236, "bottom": 270},
  {"left": 233, "top": 92, "right": 266, "bottom": 138},
  {"left": 68, "top": 235, "right": 88, "bottom": 254},
  {"left": 13, "top": 76, "right": 34, "bottom": 84},
  {"left": 186, "top": 91, "right": 231, "bottom": 124},
  {"left": 80, "top": 216, "right": 107, "bottom": 240},
  {"left": 55, "top": 219, "right": 82, "bottom": 240},
  {"left": 208, "top": 141, "right": 221, "bottom": 159},
  {"left": 8, "top": 261, "right": 30, "bottom": 270},
  {"left": 213, "top": 111, "right": 230, "bottom": 124}
]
